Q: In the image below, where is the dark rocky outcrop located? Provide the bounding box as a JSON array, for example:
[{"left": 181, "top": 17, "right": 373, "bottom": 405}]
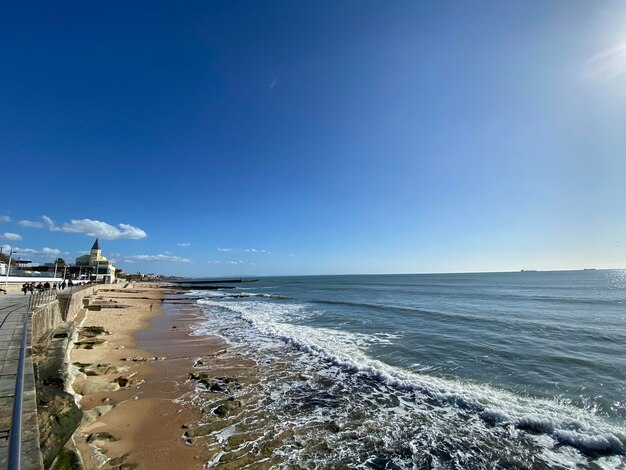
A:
[
  {"left": 73, "top": 338, "right": 106, "bottom": 349},
  {"left": 86, "top": 431, "right": 118, "bottom": 443},
  {"left": 79, "top": 326, "right": 107, "bottom": 337},
  {"left": 188, "top": 372, "right": 242, "bottom": 395},
  {"left": 211, "top": 397, "right": 242, "bottom": 418}
]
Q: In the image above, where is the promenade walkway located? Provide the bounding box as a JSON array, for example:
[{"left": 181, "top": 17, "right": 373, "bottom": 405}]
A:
[{"left": 0, "top": 294, "right": 41, "bottom": 470}]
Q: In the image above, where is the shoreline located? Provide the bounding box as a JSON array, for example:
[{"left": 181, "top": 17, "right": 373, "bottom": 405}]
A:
[
  {"left": 51, "top": 273, "right": 626, "bottom": 468},
  {"left": 68, "top": 283, "right": 231, "bottom": 469}
]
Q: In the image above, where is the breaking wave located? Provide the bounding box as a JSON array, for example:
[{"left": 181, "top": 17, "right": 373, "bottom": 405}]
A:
[{"left": 193, "top": 295, "right": 626, "bottom": 468}]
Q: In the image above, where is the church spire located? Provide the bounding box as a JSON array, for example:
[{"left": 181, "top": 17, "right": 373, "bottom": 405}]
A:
[{"left": 91, "top": 238, "right": 100, "bottom": 251}]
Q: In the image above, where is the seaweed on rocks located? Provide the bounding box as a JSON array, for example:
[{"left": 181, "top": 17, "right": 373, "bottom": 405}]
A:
[{"left": 188, "top": 372, "right": 242, "bottom": 395}]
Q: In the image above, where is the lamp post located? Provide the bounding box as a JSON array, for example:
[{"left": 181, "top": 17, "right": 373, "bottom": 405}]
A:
[{"left": 3, "top": 246, "right": 13, "bottom": 291}]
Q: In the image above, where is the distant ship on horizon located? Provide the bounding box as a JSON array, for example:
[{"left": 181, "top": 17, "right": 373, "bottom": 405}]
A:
[{"left": 520, "top": 269, "right": 538, "bottom": 272}]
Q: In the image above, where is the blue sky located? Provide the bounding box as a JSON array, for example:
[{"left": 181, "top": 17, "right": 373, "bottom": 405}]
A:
[{"left": 2, "top": 1, "right": 626, "bottom": 276}]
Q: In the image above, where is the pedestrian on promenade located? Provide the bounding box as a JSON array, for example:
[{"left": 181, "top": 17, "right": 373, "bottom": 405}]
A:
[
  {"left": 22, "top": 283, "right": 28, "bottom": 295},
  {"left": 44, "top": 281, "right": 50, "bottom": 290},
  {"left": 61, "top": 281, "right": 66, "bottom": 290}
]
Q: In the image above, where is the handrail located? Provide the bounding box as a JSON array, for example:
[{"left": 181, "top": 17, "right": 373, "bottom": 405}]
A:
[
  {"left": 28, "top": 289, "right": 57, "bottom": 310},
  {"left": 7, "top": 300, "right": 29, "bottom": 470},
  {"left": 68, "top": 283, "right": 97, "bottom": 295}
]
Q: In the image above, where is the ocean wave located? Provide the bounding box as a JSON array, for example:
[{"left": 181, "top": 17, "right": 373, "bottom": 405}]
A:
[
  {"left": 308, "top": 298, "right": 626, "bottom": 350},
  {"left": 194, "top": 291, "right": 291, "bottom": 300},
  {"left": 196, "top": 297, "right": 626, "bottom": 461}
]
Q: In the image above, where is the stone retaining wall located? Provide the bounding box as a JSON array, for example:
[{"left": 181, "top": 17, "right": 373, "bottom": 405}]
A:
[
  {"left": 31, "top": 301, "right": 64, "bottom": 346},
  {"left": 59, "top": 287, "right": 98, "bottom": 322},
  {"left": 28, "top": 287, "right": 99, "bottom": 469}
]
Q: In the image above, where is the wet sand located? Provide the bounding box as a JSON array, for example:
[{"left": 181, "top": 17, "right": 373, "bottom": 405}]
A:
[{"left": 69, "top": 284, "right": 240, "bottom": 469}]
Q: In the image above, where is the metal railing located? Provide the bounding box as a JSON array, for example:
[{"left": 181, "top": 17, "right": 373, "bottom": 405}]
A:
[
  {"left": 8, "top": 290, "right": 59, "bottom": 469},
  {"left": 8, "top": 300, "right": 30, "bottom": 470},
  {"left": 67, "top": 283, "right": 95, "bottom": 295},
  {"left": 27, "top": 289, "right": 58, "bottom": 310}
]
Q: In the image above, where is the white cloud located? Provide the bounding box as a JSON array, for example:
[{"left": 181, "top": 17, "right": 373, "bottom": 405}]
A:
[
  {"left": 207, "top": 259, "right": 245, "bottom": 265},
  {"left": 125, "top": 254, "right": 192, "bottom": 263},
  {"left": 289, "top": 253, "right": 296, "bottom": 257},
  {"left": 177, "top": 242, "right": 191, "bottom": 247},
  {"left": 218, "top": 247, "right": 268, "bottom": 253},
  {"left": 0, "top": 216, "right": 10, "bottom": 223},
  {"left": 42, "top": 215, "right": 60, "bottom": 231},
  {"left": 4, "top": 246, "right": 64, "bottom": 257},
  {"left": 16, "top": 248, "right": 38, "bottom": 254},
  {"left": 64, "top": 220, "right": 146, "bottom": 240},
  {"left": 18, "top": 219, "right": 44, "bottom": 228},
  {"left": 1, "top": 232, "right": 22, "bottom": 241},
  {"left": 39, "top": 215, "right": 146, "bottom": 240},
  {"left": 60, "top": 218, "right": 147, "bottom": 240},
  {"left": 124, "top": 260, "right": 135, "bottom": 264}
]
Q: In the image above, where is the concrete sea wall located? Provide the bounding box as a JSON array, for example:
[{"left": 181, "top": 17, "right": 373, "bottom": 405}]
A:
[{"left": 29, "top": 287, "right": 100, "bottom": 469}]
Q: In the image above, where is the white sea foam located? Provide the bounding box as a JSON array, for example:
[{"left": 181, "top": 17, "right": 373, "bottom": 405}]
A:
[{"left": 194, "top": 295, "right": 626, "bottom": 465}]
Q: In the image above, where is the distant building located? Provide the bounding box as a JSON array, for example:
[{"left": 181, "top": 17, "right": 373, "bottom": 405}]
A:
[{"left": 75, "top": 238, "right": 116, "bottom": 283}]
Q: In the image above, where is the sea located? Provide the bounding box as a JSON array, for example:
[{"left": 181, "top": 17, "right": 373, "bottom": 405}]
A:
[{"left": 186, "top": 270, "right": 626, "bottom": 469}]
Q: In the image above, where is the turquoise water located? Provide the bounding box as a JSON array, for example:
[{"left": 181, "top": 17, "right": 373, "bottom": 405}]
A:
[{"left": 191, "top": 270, "right": 626, "bottom": 468}]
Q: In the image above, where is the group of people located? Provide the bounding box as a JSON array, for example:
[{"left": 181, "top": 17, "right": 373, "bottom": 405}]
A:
[{"left": 21, "top": 279, "right": 91, "bottom": 294}]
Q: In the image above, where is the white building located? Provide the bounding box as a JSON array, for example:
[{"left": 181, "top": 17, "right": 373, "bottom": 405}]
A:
[{"left": 75, "top": 239, "right": 116, "bottom": 283}]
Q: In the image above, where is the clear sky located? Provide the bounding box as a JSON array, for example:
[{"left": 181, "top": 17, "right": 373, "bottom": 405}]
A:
[{"left": 1, "top": 1, "right": 626, "bottom": 276}]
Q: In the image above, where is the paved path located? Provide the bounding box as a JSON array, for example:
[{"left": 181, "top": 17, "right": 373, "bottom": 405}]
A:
[{"left": 0, "top": 294, "right": 40, "bottom": 470}]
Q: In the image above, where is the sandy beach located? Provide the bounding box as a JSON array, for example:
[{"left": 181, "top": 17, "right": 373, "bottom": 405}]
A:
[{"left": 68, "top": 283, "right": 257, "bottom": 469}]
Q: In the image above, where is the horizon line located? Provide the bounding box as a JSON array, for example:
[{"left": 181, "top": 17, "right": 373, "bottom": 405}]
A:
[{"left": 170, "top": 267, "right": 623, "bottom": 280}]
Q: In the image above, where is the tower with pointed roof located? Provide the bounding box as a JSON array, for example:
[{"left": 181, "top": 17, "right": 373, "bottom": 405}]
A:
[
  {"left": 90, "top": 238, "right": 101, "bottom": 265},
  {"left": 75, "top": 238, "right": 116, "bottom": 283}
]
